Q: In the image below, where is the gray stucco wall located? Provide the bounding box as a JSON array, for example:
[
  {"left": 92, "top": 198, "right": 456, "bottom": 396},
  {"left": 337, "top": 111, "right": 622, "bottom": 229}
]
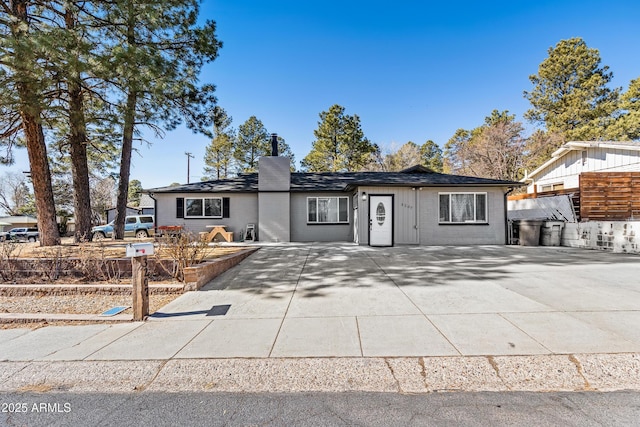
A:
[
  {"left": 418, "top": 187, "right": 507, "bottom": 245},
  {"left": 258, "top": 157, "right": 291, "bottom": 191},
  {"left": 153, "top": 185, "right": 508, "bottom": 245},
  {"left": 290, "top": 192, "right": 354, "bottom": 242},
  {"left": 355, "top": 186, "right": 508, "bottom": 245},
  {"left": 153, "top": 192, "right": 258, "bottom": 242},
  {"left": 259, "top": 192, "right": 290, "bottom": 242}
]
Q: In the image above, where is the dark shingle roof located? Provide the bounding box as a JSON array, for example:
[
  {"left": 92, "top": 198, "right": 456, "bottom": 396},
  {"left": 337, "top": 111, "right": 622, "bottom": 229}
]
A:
[
  {"left": 146, "top": 168, "right": 522, "bottom": 194},
  {"left": 290, "top": 171, "right": 522, "bottom": 191},
  {"left": 147, "top": 174, "right": 258, "bottom": 193}
]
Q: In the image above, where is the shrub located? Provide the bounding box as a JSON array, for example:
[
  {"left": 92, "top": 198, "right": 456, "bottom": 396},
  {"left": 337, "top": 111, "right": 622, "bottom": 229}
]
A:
[{"left": 155, "top": 231, "right": 213, "bottom": 282}]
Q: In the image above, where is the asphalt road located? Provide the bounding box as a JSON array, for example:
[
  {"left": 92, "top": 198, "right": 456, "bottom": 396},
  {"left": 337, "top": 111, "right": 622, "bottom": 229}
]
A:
[{"left": 1, "top": 391, "right": 639, "bottom": 427}]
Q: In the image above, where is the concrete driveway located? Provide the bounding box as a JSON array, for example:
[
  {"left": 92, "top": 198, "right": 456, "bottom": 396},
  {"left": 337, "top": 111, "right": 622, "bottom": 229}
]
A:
[
  {"left": 141, "top": 244, "right": 639, "bottom": 359},
  {"left": 2, "top": 244, "right": 639, "bottom": 361}
]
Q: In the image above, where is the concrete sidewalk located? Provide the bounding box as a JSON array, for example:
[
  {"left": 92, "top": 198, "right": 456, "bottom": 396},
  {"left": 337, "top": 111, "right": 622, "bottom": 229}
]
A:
[{"left": 1, "top": 244, "right": 639, "bottom": 392}]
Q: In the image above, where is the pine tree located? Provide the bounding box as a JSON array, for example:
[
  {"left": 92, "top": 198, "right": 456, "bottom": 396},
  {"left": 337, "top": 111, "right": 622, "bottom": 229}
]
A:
[
  {"left": 50, "top": 2, "right": 101, "bottom": 241},
  {"left": 0, "top": 0, "right": 60, "bottom": 245},
  {"left": 203, "top": 107, "right": 235, "bottom": 180},
  {"left": 420, "top": 140, "right": 443, "bottom": 172},
  {"left": 234, "top": 116, "right": 269, "bottom": 173},
  {"left": 99, "top": 0, "right": 222, "bottom": 238},
  {"left": 128, "top": 180, "right": 143, "bottom": 207},
  {"left": 301, "top": 104, "right": 376, "bottom": 172},
  {"left": 524, "top": 37, "right": 620, "bottom": 141},
  {"left": 276, "top": 135, "right": 296, "bottom": 171},
  {"left": 607, "top": 78, "right": 640, "bottom": 140}
]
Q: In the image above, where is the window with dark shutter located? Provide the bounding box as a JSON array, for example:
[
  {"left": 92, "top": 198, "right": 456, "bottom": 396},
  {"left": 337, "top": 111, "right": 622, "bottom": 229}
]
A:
[
  {"left": 176, "top": 197, "right": 184, "bottom": 219},
  {"left": 222, "top": 197, "right": 230, "bottom": 218}
]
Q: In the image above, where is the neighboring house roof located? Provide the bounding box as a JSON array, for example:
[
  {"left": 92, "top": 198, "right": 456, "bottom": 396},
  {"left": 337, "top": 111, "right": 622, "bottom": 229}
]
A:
[
  {"left": 146, "top": 166, "right": 522, "bottom": 194},
  {"left": 524, "top": 141, "right": 640, "bottom": 181},
  {"left": 0, "top": 215, "right": 38, "bottom": 224},
  {"left": 105, "top": 206, "right": 142, "bottom": 212},
  {"left": 138, "top": 193, "right": 155, "bottom": 209}
]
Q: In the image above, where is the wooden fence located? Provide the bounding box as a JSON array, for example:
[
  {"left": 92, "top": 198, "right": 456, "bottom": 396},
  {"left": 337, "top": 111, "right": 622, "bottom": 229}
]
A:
[
  {"left": 508, "top": 172, "right": 640, "bottom": 221},
  {"left": 579, "top": 172, "right": 640, "bottom": 221}
]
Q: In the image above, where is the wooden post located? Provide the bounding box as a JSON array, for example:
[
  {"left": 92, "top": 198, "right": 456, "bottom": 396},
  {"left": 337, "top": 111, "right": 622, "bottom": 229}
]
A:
[{"left": 132, "top": 255, "right": 149, "bottom": 320}]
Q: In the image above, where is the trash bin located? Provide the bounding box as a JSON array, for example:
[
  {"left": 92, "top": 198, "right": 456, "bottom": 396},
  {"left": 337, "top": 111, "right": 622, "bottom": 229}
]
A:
[
  {"left": 540, "top": 221, "right": 565, "bottom": 246},
  {"left": 516, "top": 220, "right": 544, "bottom": 246}
]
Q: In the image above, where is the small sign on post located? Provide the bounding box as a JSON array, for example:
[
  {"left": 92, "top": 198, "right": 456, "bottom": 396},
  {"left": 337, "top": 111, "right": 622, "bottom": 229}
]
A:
[{"left": 126, "top": 243, "right": 154, "bottom": 321}]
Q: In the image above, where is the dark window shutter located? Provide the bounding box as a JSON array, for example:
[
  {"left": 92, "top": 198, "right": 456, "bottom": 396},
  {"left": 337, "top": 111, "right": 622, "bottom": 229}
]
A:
[
  {"left": 222, "top": 197, "right": 230, "bottom": 218},
  {"left": 176, "top": 197, "right": 184, "bottom": 219}
]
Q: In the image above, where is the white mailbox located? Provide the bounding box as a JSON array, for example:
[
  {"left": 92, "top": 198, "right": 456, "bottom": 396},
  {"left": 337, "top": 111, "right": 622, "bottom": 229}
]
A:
[{"left": 126, "top": 242, "right": 155, "bottom": 257}]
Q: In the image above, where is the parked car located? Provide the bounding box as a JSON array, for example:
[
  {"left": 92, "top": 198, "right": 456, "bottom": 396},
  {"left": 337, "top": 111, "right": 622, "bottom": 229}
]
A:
[
  {"left": 6, "top": 227, "right": 39, "bottom": 242},
  {"left": 91, "top": 215, "right": 155, "bottom": 240},
  {"left": 0, "top": 231, "right": 8, "bottom": 242}
]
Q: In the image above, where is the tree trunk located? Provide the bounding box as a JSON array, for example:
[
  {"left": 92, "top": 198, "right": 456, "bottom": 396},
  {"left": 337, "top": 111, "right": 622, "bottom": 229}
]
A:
[
  {"left": 68, "top": 83, "right": 93, "bottom": 242},
  {"left": 114, "top": 3, "right": 137, "bottom": 240},
  {"left": 114, "top": 90, "right": 137, "bottom": 239},
  {"left": 22, "top": 115, "right": 61, "bottom": 246},
  {"left": 65, "top": 9, "right": 93, "bottom": 242},
  {"left": 12, "top": 0, "right": 60, "bottom": 247}
]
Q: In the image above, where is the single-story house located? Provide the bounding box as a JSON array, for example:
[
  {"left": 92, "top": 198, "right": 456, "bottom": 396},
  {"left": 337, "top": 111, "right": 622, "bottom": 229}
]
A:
[
  {"left": 104, "top": 206, "right": 145, "bottom": 223},
  {"left": 0, "top": 215, "right": 38, "bottom": 230},
  {"left": 145, "top": 156, "right": 522, "bottom": 246},
  {"left": 522, "top": 141, "right": 640, "bottom": 194},
  {"left": 104, "top": 195, "right": 156, "bottom": 224},
  {"left": 138, "top": 194, "right": 156, "bottom": 217}
]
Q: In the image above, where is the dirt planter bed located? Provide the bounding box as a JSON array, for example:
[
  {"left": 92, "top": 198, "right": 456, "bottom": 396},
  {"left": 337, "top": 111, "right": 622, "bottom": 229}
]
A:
[
  {"left": 0, "top": 247, "right": 258, "bottom": 296},
  {"left": 0, "top": 247, "right": 258, "bottom": 322}
]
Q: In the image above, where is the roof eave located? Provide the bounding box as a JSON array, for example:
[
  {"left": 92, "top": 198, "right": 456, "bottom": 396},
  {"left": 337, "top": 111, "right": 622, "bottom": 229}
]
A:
[{"left": 524, "top": 140, "right": 640, "bottom": 181}]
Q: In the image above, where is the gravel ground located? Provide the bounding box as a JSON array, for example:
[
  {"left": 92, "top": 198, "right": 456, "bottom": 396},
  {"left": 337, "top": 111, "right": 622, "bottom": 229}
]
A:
[{"left": 0, "top": 294, "right": 180, "bottom": 316}]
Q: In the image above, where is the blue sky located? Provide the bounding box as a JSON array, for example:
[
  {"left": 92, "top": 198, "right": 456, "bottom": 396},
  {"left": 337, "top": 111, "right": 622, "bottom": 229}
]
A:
[{"left": 5, "top": 0, "right": 640, "bottom": 188}]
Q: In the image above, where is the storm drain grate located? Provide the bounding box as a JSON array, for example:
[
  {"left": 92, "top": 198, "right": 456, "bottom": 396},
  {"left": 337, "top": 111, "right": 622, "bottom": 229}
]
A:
[{"left": 206, "top": 304, "right": 231, "bottom": 316}]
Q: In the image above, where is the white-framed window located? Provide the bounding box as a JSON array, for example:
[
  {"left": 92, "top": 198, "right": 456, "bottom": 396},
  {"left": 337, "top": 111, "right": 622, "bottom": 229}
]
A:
[
  {"left": 307, "top": 197, "right": 349, "bottom": 224},
  {"left": 540, "top": 183, "right": 565, "bottom": 192},
  {"left": 185, "top": 197, "right": 223, "bottom": 218},
  {"left": 439, "top": 192, "right": 487, "bottom": 223}
]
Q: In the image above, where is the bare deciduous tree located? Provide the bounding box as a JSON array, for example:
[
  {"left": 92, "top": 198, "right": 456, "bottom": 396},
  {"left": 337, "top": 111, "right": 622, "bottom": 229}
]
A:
[
  {"left": 445, "top": 110, "right": 526, "bottom": 181},
  {"left": 0, "top": 172, "right": 35, "bottom": 216}
]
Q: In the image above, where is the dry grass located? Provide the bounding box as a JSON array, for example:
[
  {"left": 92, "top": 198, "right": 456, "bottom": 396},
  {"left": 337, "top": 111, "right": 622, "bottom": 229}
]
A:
[
  {"left": 14, "top": 237, "right": 243, "bottom": 260},
  {"left": 0, "top": 294, "right": 182, "bottom": 329},
  {"left": 0, "top": 294, "right": 178, "bottom": 315},
  {"left": 0, "top": 237, "right": 249, "bottom": 322},
  {"left": 1, "top": 237, "right": 246, "bottom": 284}
]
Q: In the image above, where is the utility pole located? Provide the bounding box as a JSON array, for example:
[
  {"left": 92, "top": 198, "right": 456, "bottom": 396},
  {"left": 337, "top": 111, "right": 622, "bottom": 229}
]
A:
[{"left": 185, "top": 152, "right": 194, "bottom": 184}]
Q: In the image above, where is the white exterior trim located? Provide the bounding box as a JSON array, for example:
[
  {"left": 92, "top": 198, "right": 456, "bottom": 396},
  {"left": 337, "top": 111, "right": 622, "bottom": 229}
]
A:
[{"left": 523, "top": 141, "right": 640, "bottom": 193}]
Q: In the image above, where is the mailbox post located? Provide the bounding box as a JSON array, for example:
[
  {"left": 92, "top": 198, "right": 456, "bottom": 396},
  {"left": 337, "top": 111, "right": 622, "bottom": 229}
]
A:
[{"left": 126, "top": 243, "right": 154, "bottom": 321}]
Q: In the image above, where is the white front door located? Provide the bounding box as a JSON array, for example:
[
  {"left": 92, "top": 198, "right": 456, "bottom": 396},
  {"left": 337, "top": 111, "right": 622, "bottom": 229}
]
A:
[{"left": 369, "top": 195, "right": 393, "bottom": 246}]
